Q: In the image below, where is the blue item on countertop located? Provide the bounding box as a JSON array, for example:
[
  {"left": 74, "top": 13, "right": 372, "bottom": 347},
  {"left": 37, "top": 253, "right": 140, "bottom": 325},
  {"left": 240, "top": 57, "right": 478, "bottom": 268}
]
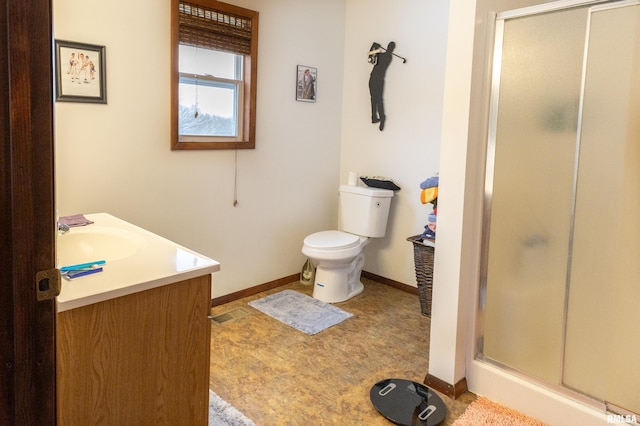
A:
[
  {"left": 60, "top": 260, "right": 106, "bottom": 271},
  {"left": 62, "top": 267, "right": 103, "bottom": 280}
]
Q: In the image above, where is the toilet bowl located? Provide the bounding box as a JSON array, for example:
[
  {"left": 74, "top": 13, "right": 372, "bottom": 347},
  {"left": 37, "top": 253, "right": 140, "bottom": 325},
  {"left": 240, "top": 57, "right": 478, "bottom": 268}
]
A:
[
  {"left": 302, "top": 230, "right": 370, "bottom": 303},
  {"left": 301, "top": 185, "right": 394, "bottom": 303}
]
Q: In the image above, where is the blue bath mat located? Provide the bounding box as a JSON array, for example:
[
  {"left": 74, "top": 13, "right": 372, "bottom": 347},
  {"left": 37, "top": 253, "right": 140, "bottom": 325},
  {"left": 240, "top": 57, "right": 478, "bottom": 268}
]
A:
[
  {"left": 209, "top": 389, "right": 256, "bottom": 425},
  {"left": 248, "top": 290, "right": 353, "bottom": 335}
]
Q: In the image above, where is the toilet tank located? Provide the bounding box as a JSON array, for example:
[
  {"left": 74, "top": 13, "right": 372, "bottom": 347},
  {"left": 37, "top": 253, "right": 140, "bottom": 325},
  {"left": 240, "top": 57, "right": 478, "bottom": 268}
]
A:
[{"left": 339, "top": 185, "right": 394, "bottom": 238}]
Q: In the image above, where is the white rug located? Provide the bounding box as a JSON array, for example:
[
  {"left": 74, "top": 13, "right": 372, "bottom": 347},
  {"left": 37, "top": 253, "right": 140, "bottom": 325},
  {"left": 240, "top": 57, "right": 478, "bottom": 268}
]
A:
[
  {"left": 248, "top": 289, "right": 353, "bottom": 335},
  {"left": 209, "top": 390, "right": 256, "bottom": 426}
]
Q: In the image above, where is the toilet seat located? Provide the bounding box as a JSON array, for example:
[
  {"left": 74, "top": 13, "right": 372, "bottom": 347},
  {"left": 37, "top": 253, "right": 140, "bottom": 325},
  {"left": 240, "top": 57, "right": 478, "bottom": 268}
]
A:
[{"left": 303, "top": 230, "right": 360, "bottom": 251}]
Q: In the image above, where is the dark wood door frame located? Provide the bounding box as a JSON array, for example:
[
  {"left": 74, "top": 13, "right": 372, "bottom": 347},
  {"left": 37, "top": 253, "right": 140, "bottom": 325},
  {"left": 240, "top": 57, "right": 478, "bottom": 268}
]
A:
[{"left": 1, "top": 0, "right": 57, "bottom": 424}]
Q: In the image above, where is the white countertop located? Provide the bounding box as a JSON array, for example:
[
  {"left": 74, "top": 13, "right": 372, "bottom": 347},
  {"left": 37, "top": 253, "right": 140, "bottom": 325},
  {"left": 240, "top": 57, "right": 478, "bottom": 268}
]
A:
[{"left": 56, "top": 213, "right": 220, "bottom": 312}]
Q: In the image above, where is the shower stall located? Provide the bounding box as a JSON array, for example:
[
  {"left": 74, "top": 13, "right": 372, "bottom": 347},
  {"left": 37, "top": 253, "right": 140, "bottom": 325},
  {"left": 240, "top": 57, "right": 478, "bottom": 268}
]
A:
[{"left": 478, "top": 0, "right": 640, "bottom": 418}]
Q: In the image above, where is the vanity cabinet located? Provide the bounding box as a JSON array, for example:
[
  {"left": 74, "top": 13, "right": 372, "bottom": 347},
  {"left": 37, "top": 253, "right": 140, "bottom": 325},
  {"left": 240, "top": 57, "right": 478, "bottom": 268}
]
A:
[{"left": 56, "top": 275, "right": 211, "bottom": 425}]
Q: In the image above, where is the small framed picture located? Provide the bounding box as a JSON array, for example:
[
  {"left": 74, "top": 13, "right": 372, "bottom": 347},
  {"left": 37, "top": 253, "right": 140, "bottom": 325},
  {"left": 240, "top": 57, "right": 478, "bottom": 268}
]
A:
[
  {"left": 55, "top": 40, "right": 107, "bottom": 104},
  {"left": 296, "top": 65, "right": 317, "bottom": 102}
]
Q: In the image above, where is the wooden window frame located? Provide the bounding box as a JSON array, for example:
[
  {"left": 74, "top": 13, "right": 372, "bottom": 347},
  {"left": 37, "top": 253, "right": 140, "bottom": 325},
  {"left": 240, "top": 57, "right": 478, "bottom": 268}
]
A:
[{"left": 171, "top": 0, "right": 258, "bottom": 150}]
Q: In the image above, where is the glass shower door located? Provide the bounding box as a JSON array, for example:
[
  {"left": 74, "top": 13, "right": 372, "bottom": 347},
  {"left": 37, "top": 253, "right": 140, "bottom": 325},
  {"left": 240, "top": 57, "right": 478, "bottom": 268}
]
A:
[
  {"left": 562, "top": 2, "right": 640, "bottom": 415},
  {"left": 481, "top": 6, "right": 588, "bottom": 384},
  {"left": 480, "top": 0, "right": 640, "bottom": 416}
]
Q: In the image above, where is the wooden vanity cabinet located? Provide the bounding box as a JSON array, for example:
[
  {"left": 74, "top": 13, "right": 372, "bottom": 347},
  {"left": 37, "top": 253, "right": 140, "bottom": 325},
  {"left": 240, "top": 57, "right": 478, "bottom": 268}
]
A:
[{"left": 56, "top": 275, "right": 211, "bottom": 425}]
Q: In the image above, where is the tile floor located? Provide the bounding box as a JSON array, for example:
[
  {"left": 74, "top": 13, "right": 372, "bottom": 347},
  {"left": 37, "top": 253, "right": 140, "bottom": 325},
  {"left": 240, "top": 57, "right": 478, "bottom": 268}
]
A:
[{"left": 209, "top": 278, "right": 476, "bottom": 425}]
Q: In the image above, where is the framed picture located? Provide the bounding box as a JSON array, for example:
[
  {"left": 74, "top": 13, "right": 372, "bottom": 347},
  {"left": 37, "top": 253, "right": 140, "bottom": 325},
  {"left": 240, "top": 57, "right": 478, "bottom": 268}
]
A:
[
  {"left": 55, "top": 40, "right": 107, "bottom": 103},
  {"left": 296, "top": 65, "right": 317, "bottom": 102}
]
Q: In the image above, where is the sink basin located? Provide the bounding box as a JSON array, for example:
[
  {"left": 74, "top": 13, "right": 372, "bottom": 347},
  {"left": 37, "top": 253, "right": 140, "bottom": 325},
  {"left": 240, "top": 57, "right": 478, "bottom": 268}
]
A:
[
  {"left": 57, "top": 225, "right": 146, "bottom": 264},
  {"left": 55, "top": 213, "right": 221, "bottom": 313}
]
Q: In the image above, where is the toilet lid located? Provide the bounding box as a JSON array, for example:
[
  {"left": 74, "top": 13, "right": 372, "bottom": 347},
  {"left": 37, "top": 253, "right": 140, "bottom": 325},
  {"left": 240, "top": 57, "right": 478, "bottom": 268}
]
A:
[{"left": 304, "top": 230, "right": 360, "bottom": 250}]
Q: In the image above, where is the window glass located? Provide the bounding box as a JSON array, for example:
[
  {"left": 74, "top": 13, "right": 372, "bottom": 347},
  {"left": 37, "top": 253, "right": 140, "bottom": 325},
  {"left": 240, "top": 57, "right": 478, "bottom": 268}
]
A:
[
  {"left": 178, "top": 46, "right": 242, "bottom": 138},
  {"left": 179, "top": 45, "right": 238, "bottom": 79},
  {"left": 171, "top": 0, "right": 258, "bottom": 150}
]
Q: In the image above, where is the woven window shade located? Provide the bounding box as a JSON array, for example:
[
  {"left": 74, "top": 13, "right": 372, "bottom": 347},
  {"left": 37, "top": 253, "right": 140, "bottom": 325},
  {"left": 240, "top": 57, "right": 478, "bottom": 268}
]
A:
[{"left": 179, "top": 1, "right": 252, "bottom": 56}]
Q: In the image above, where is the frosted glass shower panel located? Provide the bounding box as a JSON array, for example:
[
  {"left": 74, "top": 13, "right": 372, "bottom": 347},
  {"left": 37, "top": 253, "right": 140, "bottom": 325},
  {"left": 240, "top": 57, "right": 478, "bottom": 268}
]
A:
[
  {"left": 563, "top": 4, "right": 640, "bottom": 414},
  {"left": 482, "top": 8, "right": 587, "bottom": 383}
]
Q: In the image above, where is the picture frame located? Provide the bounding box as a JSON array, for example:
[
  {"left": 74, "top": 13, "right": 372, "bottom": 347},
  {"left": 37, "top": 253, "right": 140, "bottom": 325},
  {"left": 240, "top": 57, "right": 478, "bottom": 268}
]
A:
[
  {"left": 55, "top": 40, "right": 107, "bottom": 104},
  {"left": 296, "top": 65, "right": 317, "bottom": 102}
]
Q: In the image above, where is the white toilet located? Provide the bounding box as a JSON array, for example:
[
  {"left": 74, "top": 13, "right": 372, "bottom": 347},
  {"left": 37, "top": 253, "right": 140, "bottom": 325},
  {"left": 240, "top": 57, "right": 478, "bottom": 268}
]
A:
[{"left": 302, "top": 185, "right": 394, "bottom": 303}]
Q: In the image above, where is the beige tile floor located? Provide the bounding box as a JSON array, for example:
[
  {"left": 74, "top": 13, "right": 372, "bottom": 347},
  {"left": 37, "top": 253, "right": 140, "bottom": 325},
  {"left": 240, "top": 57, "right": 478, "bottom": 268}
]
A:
[{"left": 209, "top": 278, "right": 475, "bottom": 425}]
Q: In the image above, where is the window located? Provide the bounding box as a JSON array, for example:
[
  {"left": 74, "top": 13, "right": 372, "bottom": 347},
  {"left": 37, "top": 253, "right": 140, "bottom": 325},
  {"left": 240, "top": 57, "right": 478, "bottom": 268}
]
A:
[{"left": 171, "top": 0, "right": 258, "bottom": 150}]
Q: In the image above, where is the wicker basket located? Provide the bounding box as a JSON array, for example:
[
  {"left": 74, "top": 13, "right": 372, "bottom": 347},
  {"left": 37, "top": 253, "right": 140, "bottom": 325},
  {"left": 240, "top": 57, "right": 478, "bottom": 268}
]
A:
[{"left": 407, "top": 235, "right": 435, "bottom": 316}]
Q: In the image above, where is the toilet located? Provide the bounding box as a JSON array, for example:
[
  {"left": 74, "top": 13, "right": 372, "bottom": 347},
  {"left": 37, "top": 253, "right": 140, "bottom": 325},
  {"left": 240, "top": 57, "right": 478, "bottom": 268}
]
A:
[{"left": 302, "top": 185, "right": 394, "bottom": 303}]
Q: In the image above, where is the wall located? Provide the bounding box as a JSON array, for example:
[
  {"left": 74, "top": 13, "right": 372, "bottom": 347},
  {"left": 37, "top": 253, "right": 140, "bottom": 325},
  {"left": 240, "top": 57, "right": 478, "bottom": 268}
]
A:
[
  {"left": 426, "top": 0, "right": 476, "bottom": 400},
  {"left": 341, "top": 0, "right": 449, "bottom": 285},
  {"left": 53, "top": 0, "right": 346, "bottom": 297}
]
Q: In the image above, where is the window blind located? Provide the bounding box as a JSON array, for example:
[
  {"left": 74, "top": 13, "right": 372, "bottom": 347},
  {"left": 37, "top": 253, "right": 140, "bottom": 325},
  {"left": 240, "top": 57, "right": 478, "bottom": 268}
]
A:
[{"left": 178, "top": 1, "right": 252, "bottom": 56}]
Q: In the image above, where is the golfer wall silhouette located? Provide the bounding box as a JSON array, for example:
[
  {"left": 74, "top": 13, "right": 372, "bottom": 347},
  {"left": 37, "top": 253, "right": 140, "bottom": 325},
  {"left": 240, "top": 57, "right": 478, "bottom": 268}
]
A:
[{"left": 368, "top": 41, "right": 406, "bottom": 131}]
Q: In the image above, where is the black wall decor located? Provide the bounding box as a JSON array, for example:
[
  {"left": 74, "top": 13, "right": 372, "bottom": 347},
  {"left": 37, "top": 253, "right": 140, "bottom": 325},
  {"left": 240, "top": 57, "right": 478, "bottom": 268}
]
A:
[{"left": 367, "top": 41, "right": 406, "bottom": 131}]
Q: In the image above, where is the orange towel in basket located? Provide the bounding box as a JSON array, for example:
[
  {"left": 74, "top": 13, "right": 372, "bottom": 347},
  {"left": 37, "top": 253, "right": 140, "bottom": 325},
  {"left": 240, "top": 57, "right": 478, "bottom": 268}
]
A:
[{"left": 420, "top": 187, "right": 438, "bottom": 204}]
